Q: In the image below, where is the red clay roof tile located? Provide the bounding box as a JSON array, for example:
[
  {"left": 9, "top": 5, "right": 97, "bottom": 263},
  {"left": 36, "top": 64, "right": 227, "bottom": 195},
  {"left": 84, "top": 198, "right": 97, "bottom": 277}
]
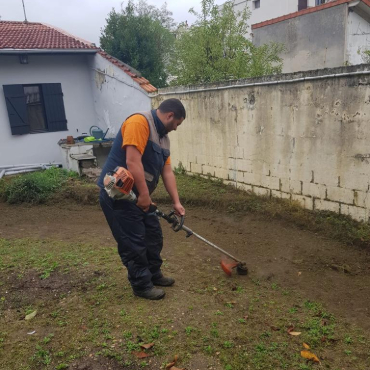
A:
[
  {"left": 0, "top": 20, "right": 98, "bottom": 49},
  {"left": 0, "top": 21, "right": 156, "bottom": 93}
]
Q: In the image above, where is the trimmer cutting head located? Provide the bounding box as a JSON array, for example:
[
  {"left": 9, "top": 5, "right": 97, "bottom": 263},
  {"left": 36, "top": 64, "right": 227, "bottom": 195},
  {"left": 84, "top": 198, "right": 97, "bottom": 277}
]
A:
[{"left": 221, "top": 260, "right": 248, "bottom": 276}]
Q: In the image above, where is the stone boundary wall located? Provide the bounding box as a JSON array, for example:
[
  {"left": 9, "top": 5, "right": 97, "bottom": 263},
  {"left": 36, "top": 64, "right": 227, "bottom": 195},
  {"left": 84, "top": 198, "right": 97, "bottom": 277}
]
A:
[{"left": 152, "top": 65, "right": 370, "bottom": 222}]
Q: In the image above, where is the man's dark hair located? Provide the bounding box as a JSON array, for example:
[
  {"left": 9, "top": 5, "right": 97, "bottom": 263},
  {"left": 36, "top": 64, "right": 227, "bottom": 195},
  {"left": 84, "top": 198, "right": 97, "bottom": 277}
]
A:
[{"left": 158, "top": 98, "right": 186, "bottom": 119}]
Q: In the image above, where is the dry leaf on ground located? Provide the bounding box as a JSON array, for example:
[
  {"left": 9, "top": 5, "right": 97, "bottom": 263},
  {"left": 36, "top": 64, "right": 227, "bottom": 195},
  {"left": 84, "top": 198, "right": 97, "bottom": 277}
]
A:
[
  {"left": 140, "top": 343, "right": 154, "bottom": 350},
  {"left": 301, "top": 350, "right": 320, "bottom": 363},
  {"left": 169, "top": 367, "right": 185, "bottom": 370},
  {"left": 303, "top": 343, "right": 310, "bottom": 349},
  {"left": 132, "top": 351, "right": 150, "bottom": 359},
  {"left": 287, "top": 325, "right": 301, "bottom": 336},
  {"left": 166, "top": 354, "right": 179, "bottom": 369}
]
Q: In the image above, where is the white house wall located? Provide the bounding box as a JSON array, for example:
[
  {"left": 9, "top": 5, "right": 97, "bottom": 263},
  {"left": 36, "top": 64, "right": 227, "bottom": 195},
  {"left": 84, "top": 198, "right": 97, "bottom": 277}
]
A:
[
  {"left": 347, "top": 10, "right": 370, "bottom": 65},
  {"left": 0, "top": 54, "right": 98, "bottom": 166},
  {"left": 88, "top": 53, "right": 151, "bottom": 139}
]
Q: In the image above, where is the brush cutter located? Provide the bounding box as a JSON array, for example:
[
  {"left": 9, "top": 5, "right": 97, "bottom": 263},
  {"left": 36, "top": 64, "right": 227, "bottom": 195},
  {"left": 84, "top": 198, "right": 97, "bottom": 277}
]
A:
[{"left": 156, "top": 210, "right": 248, "bottom": 276}]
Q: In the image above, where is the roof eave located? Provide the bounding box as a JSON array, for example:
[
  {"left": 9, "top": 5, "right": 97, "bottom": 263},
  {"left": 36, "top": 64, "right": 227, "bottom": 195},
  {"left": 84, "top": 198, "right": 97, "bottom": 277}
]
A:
[{"left": 0, "top": 48, "right": 98, "bottom": 54}]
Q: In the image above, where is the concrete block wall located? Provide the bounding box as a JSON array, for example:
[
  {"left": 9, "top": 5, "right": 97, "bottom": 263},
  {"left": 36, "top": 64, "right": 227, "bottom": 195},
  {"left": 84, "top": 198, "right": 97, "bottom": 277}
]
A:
[{"left": 152, "top": 65, "right": 370, "bottom": 223}]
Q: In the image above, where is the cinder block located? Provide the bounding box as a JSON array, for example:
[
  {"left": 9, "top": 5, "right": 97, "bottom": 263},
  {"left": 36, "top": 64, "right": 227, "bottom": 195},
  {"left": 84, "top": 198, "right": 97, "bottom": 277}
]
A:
[
  {"left": 235, "top": 159, "right": 253, "bottom": 173},
  {"left": 340, "top": 172, "right": 369, "bottom": 191},
  {"left": 315, "top": 199, "right": 340, "bottom": 213},
  {"left": 314, "top": 169, "right": 341, "bottom": 187},
  {"left": 260, "top": 175, "right": 280, "bottom": 191},
  {"left": 237, "top": 184, "right": 253, "bottom": 192},
  {"left": 341, "top": 204, "right": 368, "bottom": 223},
  {"left": 302, "top": 182, "right": 327, "bottom": 199},
  {"left": 271, "top": 190, "right": 291, "bottom": 200},
  {"left": 280, "top": 178, "right": 302, "bottom": 194},
  {"left": 190, "top": 163, "right": 202, "bottom": 174},
  {"left": 214, "top": 167, "right": 229, "bottom": 179},
  {"left": 252, "top": 186, "right": 271, "bottom": 197},
  {"left": 236, "top": 171, "right": 245, "bottom": 183},
  {"left": 270, "top": 163, "right": 291, "bottom": 179},
  {"left": 292, "top": 194, "right": 314, "bottom": 210},
  {"left": 234, "top": 146, "right": 244, "bottom": 159},
  {"left": 243, "top": 172, "right": 261, "bottom": 186},
  {"left": 202, "top": 165, "right": 215, "bottom": 177},
  {"left": 327, "top": 186, "right": 354, "bottom": 205},
  {"left": 354, "top": 190, "right": 370, "bottom": 208}
]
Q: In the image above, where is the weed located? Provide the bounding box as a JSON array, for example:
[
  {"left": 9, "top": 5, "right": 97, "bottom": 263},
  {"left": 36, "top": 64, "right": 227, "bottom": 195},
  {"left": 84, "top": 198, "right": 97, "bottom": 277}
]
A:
[
  {"left": 185, "top": 326, "right": 195, "bottom": 336},
  {"left": 3, "top": 167, "right": 77, "bottom": 204},
  {"left": 224, "top": 341, "right": 234, "bottom": 349},
  {"left": 31, "top": 345, "right": 51, "bottom": 365},
  {"left": 55, "top": 364, "right": 69, "bottom": 370},
  {"left": 42, "top": 334, "right": 54, "bottom": 344},
  {"left": 125, "top": 341, "right": 140, "bottom": 352}
]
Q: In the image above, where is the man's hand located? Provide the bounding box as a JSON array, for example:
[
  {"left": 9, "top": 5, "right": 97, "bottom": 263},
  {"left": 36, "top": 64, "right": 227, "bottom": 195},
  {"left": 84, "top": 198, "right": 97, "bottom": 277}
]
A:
[
  {"left": 173, "top": 202, "right": 185, "bottom": 216},
  {"left": 137, "top": 193, "right": 152, "bottom": 212}
]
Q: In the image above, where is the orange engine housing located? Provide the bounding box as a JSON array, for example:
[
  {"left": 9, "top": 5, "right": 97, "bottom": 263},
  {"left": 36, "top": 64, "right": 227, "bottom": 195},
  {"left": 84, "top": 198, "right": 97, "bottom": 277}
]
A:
[{"left": 104, "top": 166, "right": 135, "bottom": 195}]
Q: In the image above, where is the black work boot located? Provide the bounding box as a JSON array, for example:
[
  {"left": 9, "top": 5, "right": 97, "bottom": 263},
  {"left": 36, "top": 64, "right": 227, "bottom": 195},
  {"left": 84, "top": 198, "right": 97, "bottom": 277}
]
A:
[
  {"left": 152, "top": 276, "right": 175, "bottom": 287},
  {"left": 134, "top": 287, "right": 166, "bottom": 300}
]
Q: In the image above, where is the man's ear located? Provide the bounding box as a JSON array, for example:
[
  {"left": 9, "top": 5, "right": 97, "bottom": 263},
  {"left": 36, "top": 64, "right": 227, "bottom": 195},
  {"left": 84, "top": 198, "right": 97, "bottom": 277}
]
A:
[{"left": 167, "top": 112, "right": 175, "bottom": 121}]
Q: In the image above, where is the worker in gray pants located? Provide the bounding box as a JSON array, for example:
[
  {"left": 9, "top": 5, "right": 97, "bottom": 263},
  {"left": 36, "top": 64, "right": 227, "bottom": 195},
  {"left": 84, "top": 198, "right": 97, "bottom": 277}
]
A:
[{"left": 98, "top": 99, "right": 186, "bottom": 300}]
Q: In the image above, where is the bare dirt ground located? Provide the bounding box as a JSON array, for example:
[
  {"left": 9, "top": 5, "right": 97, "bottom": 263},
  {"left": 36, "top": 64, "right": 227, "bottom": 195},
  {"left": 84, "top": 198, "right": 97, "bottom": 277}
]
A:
[{"left": 1, "top": 201, "right": 370, "bottom": 370}]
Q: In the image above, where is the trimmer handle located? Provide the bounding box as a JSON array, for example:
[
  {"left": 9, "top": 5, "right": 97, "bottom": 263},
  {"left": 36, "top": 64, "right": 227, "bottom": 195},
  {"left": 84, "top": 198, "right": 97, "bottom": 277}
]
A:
[
  {"left": 156, "top": 209, "right": 184, "bottom": 232},
  {"left": 168, "top": 211, "right": 185, "bottom": 232}
]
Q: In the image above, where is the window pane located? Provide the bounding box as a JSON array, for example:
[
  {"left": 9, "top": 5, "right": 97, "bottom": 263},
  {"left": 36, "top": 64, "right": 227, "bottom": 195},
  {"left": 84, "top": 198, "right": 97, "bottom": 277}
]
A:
[{"left": 24, "top": 85, "right": 46, "bottom": 132}]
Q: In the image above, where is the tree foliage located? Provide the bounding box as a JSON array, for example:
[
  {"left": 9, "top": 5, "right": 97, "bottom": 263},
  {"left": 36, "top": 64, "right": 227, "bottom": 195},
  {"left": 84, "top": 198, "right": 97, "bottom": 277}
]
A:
[
  {"left": 169, "top": 0, "right": 284, "bottom": 85},
  {"left": 100, "top": 0, "right": 175, "bottom": 88}
]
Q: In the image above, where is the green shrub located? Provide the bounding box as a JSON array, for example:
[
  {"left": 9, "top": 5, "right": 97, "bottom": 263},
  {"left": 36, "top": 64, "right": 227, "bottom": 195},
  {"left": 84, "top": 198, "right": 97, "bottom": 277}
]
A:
[{"left": 3, "top": 167, "right": 77, "bottom": 204}]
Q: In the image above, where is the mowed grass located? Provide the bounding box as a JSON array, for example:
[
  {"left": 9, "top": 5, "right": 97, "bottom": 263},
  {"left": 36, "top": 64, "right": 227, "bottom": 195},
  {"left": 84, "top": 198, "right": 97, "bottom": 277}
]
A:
[{"left": 0, "top": 238, "right": 369, "bottom": 370}]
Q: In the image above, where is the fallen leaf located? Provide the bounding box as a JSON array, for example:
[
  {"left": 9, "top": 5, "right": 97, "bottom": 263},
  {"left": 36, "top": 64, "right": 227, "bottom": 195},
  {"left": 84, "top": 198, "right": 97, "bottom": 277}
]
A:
[
  {"left": 140, "top": 343, "right": 154, "bottom": 350},
  {"left": 166, "top": 354, "right": 179, "bottom": 369},
  {"left": 298, "top": 271, "right": 302, "bottom": 276},
  {"left": 27, "top": 330, "right": 36, "bottom": 335},
  {"left": 303, "top": 343, "right": 310, "bottom": 349},
  {"left": 270, "top": 325, "right": 280, "bottom": 331},
  {"left": 301, "top": 350, "right": 320, "bottom": 363},
  {"left": 132, "top": 351, "right": 150, "bottom": 359},
  {"left": 169, "top": 367, "right": 185, "bottom": 370},
  {"left": 244, "top": 315, "right": 249, "bottom": 320},
  {"left": 287, "top": 325, "right": 301, "bottom": 336},
  {"left": 25, "top": 310, "right": 37, "bottom": 321}
]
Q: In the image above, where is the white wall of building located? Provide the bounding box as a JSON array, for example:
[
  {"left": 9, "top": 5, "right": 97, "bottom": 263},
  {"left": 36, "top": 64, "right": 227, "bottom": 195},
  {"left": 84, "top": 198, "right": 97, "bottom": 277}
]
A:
[
  {"left": 347, "top": 10, "right": 370, "bottom": 65},
  {"left": 233, "top": 0, "right": 318, "bottom": 27},
  {"left": 0, "top": 54, "right": 98, "bottom": 166},
  {"left": 88, "top": 53, "right": 151, "bottom": 139}
]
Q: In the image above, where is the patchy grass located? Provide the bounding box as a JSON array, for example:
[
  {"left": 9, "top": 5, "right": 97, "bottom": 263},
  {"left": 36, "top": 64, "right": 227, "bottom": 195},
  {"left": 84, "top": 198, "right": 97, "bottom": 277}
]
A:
[
  {"left": 2, "top": 169, "right": 368, "bottom": 248},
  {"left": 0, "top": 237, "right": 369, "bottom": 370}
]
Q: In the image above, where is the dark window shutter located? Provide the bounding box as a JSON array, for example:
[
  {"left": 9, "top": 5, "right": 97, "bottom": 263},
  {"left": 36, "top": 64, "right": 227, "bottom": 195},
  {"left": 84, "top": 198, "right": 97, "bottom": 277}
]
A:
[
  {"left": 42, "top": 83, "right": 68, "bottom": 132},
  {"left": 298, "top": 0, "right": 308, "bottom": 10},
  {"left": 3, "top": 85, "right": 30, "bottom": 135}
]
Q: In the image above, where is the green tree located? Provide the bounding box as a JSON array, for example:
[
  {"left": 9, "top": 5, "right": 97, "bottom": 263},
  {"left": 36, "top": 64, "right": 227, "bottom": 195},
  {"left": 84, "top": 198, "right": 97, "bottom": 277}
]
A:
[
  {"left": 169, "top": 0, "right": 284, "bottom": 85},
  {"left": 100, "top": 0, "right": 175, "bottom": 88}
]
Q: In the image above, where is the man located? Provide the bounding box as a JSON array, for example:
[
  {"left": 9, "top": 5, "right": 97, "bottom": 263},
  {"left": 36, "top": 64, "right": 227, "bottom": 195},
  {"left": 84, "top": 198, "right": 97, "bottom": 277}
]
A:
[{"left": 98, "top": 99, "right": 186, "bottom": 300}]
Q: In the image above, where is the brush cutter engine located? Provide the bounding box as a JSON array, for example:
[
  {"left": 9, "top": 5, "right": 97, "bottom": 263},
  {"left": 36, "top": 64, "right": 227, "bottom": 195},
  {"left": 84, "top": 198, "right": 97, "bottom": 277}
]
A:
[{"left": 103, "top": 166, "right": 137, "bottom": 201}]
